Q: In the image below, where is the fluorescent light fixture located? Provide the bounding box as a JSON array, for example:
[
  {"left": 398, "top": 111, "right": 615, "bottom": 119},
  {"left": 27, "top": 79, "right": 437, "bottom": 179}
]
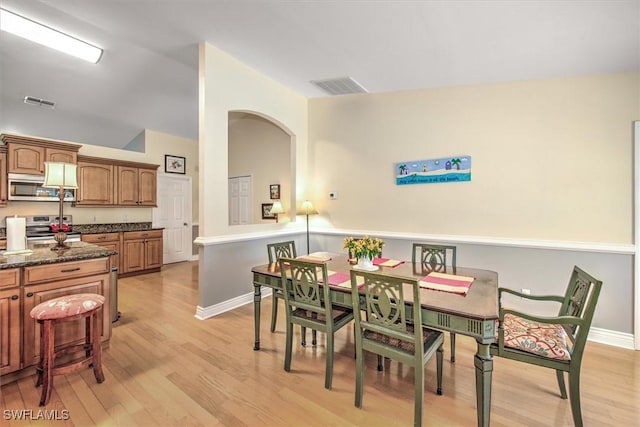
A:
[{"left": 0, "top": 8, "right": 102, "bottom": 63}]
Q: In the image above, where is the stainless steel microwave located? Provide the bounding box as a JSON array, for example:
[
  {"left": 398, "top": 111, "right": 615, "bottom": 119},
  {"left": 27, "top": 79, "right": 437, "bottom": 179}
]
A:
[{"left": 8, "top": 173, "right": 76, "bottom": 202}]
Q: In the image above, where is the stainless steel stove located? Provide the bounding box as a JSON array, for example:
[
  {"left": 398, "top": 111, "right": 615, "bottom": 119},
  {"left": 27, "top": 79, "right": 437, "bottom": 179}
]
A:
[{"left": 23, "top": 214, "right": 81, "bottom": 243}]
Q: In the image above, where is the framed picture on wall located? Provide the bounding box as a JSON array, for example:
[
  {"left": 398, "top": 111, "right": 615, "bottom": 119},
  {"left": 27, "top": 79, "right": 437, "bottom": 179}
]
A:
[
  {"left": 262, "top": 203, "right": 275, "bottom": 219},
  {"left": 165, "top": 154, "right": 186, "bottom": 174},
  {"left": 269, "top": 184, "right": 280, "bottom": 200}
]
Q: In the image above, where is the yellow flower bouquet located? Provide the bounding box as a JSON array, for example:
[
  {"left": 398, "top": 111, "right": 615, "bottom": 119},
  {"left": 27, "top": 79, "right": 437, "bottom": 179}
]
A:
[{"left": 343, "top": 236, "right": 384, "bottom": 261}]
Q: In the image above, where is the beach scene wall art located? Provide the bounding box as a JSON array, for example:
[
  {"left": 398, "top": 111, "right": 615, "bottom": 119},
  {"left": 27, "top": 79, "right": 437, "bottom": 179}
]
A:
[{"left": 395, "top": 156, "right": 471, "bottom": 185}]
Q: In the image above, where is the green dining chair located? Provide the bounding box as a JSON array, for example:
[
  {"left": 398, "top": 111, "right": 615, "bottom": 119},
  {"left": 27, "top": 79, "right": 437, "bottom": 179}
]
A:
[
  {"left": 490, "top": 266, "right": 602, "bottom": 427},
  {"left": 412, "top": 243, "right": 458, "bottom": 362},
  {"left": 279, "top": 257, "right": 354, "bottom": 390},
  {"left": 349, "top": 270, "right": 444, "bottom": 427},
  {"left": 266, "top": 241, "right": 297, "bottom": 332}
]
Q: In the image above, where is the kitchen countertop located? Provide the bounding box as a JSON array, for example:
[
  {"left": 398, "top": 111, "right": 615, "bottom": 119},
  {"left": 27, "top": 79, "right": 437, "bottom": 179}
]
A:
[
  {"left": 0, "top": 222, "right": 158, "bottom": 239},
  {"left": 0, "top": 241, "right": 117, "bottom": 269}
]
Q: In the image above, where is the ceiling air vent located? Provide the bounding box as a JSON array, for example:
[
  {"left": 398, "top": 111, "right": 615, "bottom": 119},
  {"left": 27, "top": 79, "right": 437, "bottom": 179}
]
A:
[
  {"left": 24, "top": 96, "right": 55, "bottom": 108},
  {"left": 310, "top": 77, "right": 368, "bottom": 96}
]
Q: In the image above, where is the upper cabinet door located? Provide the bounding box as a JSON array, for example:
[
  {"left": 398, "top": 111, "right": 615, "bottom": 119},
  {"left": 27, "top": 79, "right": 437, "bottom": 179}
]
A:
[
  {"left": 117, "top": 166, "right": 139, "bottom": 205},
  {"left": 8, "top": 143, "right": 45, "bottom": 174},
  {"left": 76, "top": 161, "right": 115, "bottom": 205},
  {"left": 138, "top": 168, "right": 157, "bottom": 206},
  {"left": 46, "top": 148, "right": 77, "bottom": 164}
]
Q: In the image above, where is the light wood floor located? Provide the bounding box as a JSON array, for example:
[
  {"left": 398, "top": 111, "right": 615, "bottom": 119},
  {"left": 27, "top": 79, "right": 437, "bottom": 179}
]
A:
[{"left": 2, "top": 261, "right": 639, "bottom": 426}]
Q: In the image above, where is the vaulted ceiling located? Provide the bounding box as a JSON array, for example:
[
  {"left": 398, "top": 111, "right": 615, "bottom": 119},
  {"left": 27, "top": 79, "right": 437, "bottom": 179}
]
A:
[{"left": 1, "top": 1, "right": 638, "bottom": 149}]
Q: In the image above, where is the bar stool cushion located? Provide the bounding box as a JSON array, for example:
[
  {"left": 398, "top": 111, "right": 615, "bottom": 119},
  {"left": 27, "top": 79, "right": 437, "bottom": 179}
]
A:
[{"left": 30, "top": 293, "right": 105, "bottom": 321}]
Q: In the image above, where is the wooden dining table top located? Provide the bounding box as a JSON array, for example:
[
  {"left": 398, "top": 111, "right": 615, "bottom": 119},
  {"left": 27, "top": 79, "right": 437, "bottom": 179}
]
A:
[{"left": 251, "top": 253, "right": 499, "bottom": 322}]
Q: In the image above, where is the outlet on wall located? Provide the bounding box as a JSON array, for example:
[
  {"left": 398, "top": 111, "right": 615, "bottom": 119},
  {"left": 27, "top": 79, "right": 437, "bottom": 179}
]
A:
[{"left": 329, "top": 192, "right": 338, "bottom": 200}]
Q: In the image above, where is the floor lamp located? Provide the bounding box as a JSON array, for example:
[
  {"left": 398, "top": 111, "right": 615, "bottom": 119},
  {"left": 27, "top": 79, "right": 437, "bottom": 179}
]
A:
[
  {"left": 300, "top": 200, "right": 317, "bottom": 254},
  {"left": 42, "top": 162, "right": 78, "bottom": 251}
]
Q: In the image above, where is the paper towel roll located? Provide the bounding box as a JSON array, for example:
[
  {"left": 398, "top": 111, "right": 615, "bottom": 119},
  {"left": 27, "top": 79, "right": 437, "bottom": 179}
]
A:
[{"left": 7, "top": 216, "right": 26, "bottom": 252}]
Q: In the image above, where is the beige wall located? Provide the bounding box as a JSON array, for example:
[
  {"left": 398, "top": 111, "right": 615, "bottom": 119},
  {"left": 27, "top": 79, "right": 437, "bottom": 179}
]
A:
[
  {"left": 198, "top": 42, "right": 308, "bottom": 236},
  {"left": 308, "top": 72, "right": 639, "bottom": 244},
  {"left": 228, "top": 113, "right": 292, "bottom": 224}
]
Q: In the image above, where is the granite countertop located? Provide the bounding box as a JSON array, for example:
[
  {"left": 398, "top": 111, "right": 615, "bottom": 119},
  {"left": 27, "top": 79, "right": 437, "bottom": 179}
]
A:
[
  {"left": 0, "top": 222, "right": 157, "bottom": 239},
  {"left": 0, "top": 241, "right": 117, "bottom": 269}
]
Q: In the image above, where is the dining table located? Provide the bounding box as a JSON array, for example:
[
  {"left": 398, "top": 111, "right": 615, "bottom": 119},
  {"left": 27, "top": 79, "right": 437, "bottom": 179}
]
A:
[{"left": 251, "top": 253, "right": 499, "bottom": 427}]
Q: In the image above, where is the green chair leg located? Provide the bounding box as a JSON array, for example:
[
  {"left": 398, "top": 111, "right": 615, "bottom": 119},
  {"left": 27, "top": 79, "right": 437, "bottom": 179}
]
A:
[
  {"left": 301, "top": 326, "right": 306, "bottom": 346},
  {"left": 284, "top": 321, "right": 293, "bottom": 372},
  {"left": 569, "top": 370, "right": 583, "bottom": 427},
  {"left": 312, "top": 329, "right": 317, "bottom": 346},
  {"left": 355, "top": 350, "right": 364, "bottom": 408},
  {"left": 414, "top": 360, "right": 424, "bottom": 427},
  {"left": 377, "top": 355, "right": 383, "bottom": 371},
  {"left": 556, "top": 370, "right": 568, "bottom": 399},
  {"left": 270, "top": 294, "right": 278, "bottom": 332},
  {"left": 450, "top": 332, "right": 456, "bottom": 363},
  {"left": 325, "top": 334, "right": 334, "bottom": 389}
]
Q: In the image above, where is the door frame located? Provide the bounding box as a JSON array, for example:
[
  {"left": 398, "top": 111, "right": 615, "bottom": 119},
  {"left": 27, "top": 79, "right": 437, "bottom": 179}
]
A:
[{"left": 634, "top": 121, "right": 639, "bottom": 350}]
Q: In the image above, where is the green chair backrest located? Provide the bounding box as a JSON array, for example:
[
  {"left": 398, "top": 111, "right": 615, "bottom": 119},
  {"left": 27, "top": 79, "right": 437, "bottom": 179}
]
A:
[
  {"left": 560, "top": 266, "right": 602, "bottom": 350},
  {"left": 279, "top": 258, "right": 332, "bottom": 317},
  {"left": 267, "top": 241, "right": 297, "bottom": 264},
  {"left": 350, "top": 270, "right": 424, "bottom": 359},
  {"left": 411, "top": 243, "right": 457, "bottom": 267}
]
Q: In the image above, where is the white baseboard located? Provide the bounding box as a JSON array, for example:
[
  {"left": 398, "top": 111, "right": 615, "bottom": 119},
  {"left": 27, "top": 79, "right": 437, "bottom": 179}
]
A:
[
  {"left": 194, "top": 288, "right": 273, "bottom": 320},
  {"left": 588, "top": 327, "right": 635, "bottom": 350},
  {"left": 195, "top": 296, "right": 635, "bottom": 350}
]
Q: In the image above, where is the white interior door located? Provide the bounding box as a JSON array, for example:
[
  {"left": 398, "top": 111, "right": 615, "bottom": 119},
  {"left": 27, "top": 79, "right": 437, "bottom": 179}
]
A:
[
  {"left": 229, "top": 176, "right": 252, "bottom": 225},
  {"left": 153, "top": 173, "right": 192, "bottom": 264}
]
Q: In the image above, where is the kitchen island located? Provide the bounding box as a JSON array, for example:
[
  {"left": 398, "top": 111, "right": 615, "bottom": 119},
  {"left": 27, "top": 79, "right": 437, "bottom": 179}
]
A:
[{"left": 0, "top": 241, "right": 116, "bottom": 384}]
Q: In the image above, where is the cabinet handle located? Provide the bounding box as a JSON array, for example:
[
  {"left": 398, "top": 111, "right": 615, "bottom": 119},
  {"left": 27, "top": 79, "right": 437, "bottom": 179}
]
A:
[
  {"left": 26, "top": 292, "right": 34, "bottom": 297},
  {"left": 61, "top": 267, "right": 81, "bottom": 273},
  {"left": 11, "top": 295, "right": 19, "bottom": 300}
]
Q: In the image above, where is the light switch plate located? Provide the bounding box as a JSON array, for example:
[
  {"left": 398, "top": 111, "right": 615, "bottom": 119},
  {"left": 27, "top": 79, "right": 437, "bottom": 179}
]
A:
[{"left": 329, "top": 192, "right": 338, "bottom": 200}]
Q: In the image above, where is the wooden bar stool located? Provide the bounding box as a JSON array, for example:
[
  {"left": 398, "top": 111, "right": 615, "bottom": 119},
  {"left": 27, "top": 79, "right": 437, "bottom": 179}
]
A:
[{"left": 29, "top": 293, "right": 106, "bottom": 406}]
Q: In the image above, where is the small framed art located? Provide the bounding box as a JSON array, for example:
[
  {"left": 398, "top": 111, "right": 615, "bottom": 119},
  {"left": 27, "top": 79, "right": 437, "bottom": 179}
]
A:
[
  {"left": 269, "top": 184, "right": 280, "bottom": 200},
  {"left": 165, "top": 155, "right": 186, "bottom": 174},
  {"left": 262, "top": 203, "right": 275, "bottom": 219}
]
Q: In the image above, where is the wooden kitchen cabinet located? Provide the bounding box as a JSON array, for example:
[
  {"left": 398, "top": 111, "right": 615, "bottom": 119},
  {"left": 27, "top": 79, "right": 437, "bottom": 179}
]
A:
[
  {"left": 22, "top": 258, "right": 111, "bottom": 368},
  {"left": 76, "top": 156, "right": 116, "bottom": 205},
  {"left": 0, "top": 269, "right": 21, "bottom": 375},
  {"left": 2, "top": 134, "right": 80, "bottom": 175},
  {"left": 0, "top": 147, "right": 8, "bottom": 206},
  {"left": 82, "top": 232, "right": 120, "bottom": 270},
  {"left": 117, "top": 166, "right": 157, "bottom": 206},
  {"left": 121, "top": 230, "right": 163, "bottom": 276}
]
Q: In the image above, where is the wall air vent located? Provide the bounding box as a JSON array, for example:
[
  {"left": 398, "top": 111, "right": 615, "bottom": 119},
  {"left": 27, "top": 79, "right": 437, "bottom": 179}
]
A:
[
  {"left": 24, "top": 96, "right": 55, "bottom": 108},
  {"left": 310, "top": 77, "right": 368, "bottom": 96}
]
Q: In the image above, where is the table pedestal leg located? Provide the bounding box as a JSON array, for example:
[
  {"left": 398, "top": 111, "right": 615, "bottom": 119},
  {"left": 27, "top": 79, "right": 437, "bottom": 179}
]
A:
[
  {"left": 253, "top": 284, "right": 262, "bottom": 351},
  {"left": 474, "top": 342, "right": 493, "bottom": 427}
]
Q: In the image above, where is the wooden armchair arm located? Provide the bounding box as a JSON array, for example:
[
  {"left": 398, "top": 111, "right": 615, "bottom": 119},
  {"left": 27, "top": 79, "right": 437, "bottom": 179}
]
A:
[
  {"left": 498, "top": 287, "right": 565, "bottom": 303},
  {"left": 499, "top": 308, "right": 585, "bottom": 328}
]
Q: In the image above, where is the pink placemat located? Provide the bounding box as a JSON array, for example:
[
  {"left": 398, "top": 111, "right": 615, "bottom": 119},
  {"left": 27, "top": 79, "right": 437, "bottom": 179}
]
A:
[
  {"left": 320, "top": 271, "right": 364, "bottom": 289},
  {"left": 419, "top": 272, "right": 474, "bottom": 295},
  {"left": 373, "top": 257, "right": 404, "bottom": 267}
]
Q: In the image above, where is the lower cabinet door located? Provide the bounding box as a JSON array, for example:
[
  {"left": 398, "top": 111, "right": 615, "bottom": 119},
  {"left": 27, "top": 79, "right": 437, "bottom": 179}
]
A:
[
  {"left": 0, "top": 287, "right": 21, "bottom": 375},
  {"left": 22, "top": 274, "right": 110, "bottom": 368}
]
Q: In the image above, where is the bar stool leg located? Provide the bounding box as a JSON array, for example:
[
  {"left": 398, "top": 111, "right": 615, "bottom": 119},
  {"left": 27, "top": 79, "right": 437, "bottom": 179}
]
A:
[
  {"left": 35, "top": 321, "right": 44, "bottom": 388},
  {"left": 91, "top": 310, "right": 105, "bottom": 383},
  {"left": 39, "top": 321, "right": 55, "bottom": 406}
]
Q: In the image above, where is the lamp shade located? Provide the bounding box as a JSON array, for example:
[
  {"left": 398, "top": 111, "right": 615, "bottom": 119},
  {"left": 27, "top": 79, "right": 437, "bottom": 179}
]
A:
[
  {"left": 269, "top": 201, "right": 285, "bottom": 215},
  {"left": 301, "top": 200, "right": 318, "bottom": 215},
  {"left": 43, "top": 162, "right": 78, "bottom": 189}
]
